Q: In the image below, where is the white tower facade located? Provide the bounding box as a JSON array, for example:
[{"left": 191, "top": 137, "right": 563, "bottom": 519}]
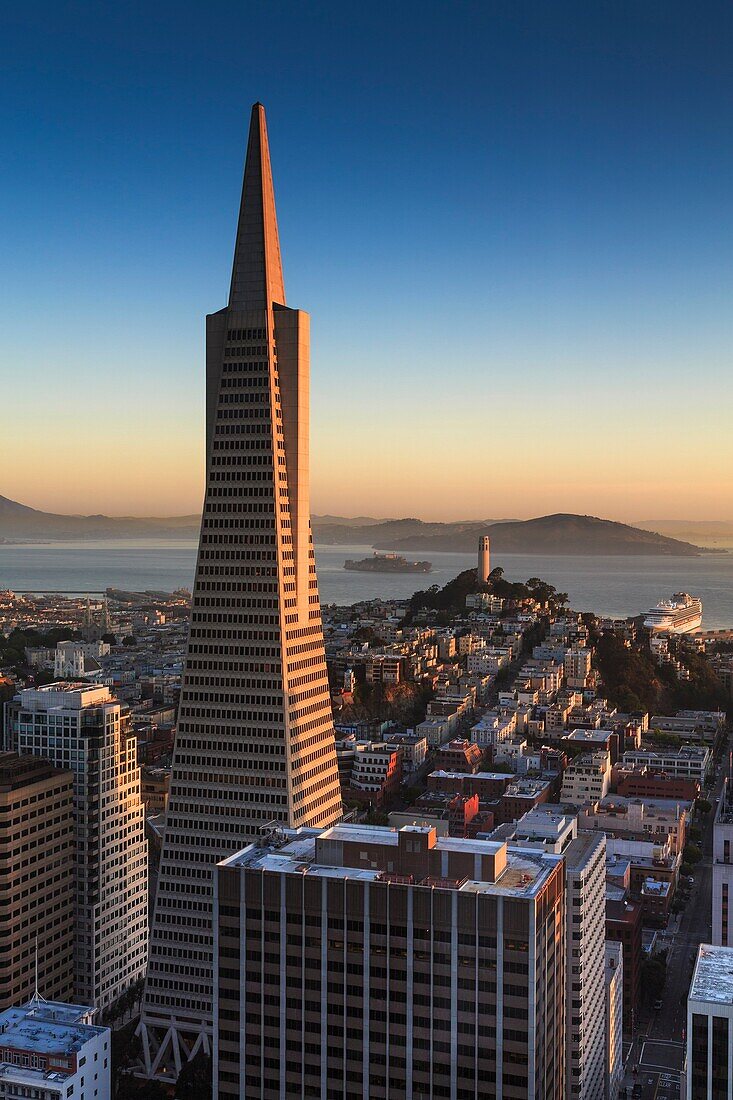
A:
[
  {"left": 478, "top": 535, "right": 491, "bottom": 583},
  {"left": 564, "top": 833, "right": 607, "bottom": 1100},
  {"left": 712, "top": 777, "right": 733, "bottom": 946}
]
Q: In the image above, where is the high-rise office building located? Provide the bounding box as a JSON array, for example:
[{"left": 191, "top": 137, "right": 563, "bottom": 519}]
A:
[
  {"left": 712, "top": 777, "right": 733, "bottom": 946},
  {"left": 605, "top": 942, "right": 623, "bottom": 1100},
  {"left": 4, "top": 683, "right": 147, "bottom": 1012},
  {"left": 0, "top": 752, "right": 75, "bottom": 1008},
  {"left": 214, "top": 823, "right": 566, "bottom": 1100},
  {"left": 564, "top": 833, "right": 607, "bottom": 1100},
  {"left": 140, "top": 103, "right": 342, "bottom": 1078},
  {"left": 492, "top": 812, "right": 607, "bottom": 1099},
  {"left": 687, "top": 944, "right": 733, "bottom": 1099}
]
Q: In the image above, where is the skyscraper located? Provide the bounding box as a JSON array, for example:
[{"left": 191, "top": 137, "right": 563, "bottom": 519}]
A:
[
  {"left": 712, "top": 776, "right": 733, "bottom": 946},
  {"left": 0, "top": 752, "right": 75, "bottom": 1009},
  {"left": 564, "top": 833, "right": 607, "bottom": 1100},
  {"left": 4, "top": 684, "right": 147, "bottom": 1012},
  {"left": 214, "top": 824, "right": 566, "bottom": 1100},
  {"left": 687, "top": 944, "right": 733, "bottom": 1099},
  {"left": 140, "top": 103, "right": 343, "bottom": 1078}
]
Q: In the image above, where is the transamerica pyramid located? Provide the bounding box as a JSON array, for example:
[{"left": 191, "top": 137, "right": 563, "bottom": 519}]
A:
[{"left": 139, "top": 103, "right": 343, "bottom": 1079}]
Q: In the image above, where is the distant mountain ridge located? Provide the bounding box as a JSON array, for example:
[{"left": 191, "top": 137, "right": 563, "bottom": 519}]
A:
[
  {"left": 0, "top": 496, "right": 199, "bottom": 540},
  {"left": 312, "top": 512, "right": 713, "bottom": 556},
  {"left": 0, "top": 496, "right": 717, "bottom": 555}
]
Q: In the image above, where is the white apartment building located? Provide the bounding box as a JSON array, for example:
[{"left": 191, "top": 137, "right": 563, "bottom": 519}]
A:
[
  {"left": 0, "top": 999, "right": 110, "bottom": 1100},
  {"left": 560, "top": 750, "right": 611, "bottom": 805},
  {"left": 466, "top": 649, "right": 509, "bottom": 675},
  {"left": 605, "top": 942, "right": 624, "bottom": 1100},
  {"left": 713, "top": 780, "right": 733, "bottom": 947},
  {"left": 4, "top": 683, "right": 147, "bottom": 1012},
  {"left": 349, "top": 742, "right": 401, "bottom": 794},
  {"left": 565, "top": 834, "right": 607, "bottom": 1100},
  {"left": 564, "top": 647, "right": 592, "bottom": 686},
  {"left": 687, "top": 944, "right": 733, "bottom": 1098},
  {"left": 457, "top": 632, "right": 481, "bottom": 656},
  {"left": 623, "top": 745, "right": 711, "bottom": 783}
]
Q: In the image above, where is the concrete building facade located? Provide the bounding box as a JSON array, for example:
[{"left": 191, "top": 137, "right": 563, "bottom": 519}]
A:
[
  {"left": 0, "top": 753, "right": 75, "bottom": 1009},
  {"left": 713, "top": 778, "right": 733, "bottom": 947},
  {"left": 214, "top": 823, "right": 566, "bottom": 1100},
  {"left": 605, "top": 941, "right": 624, "bottom": 1100},
  {"left": 0, "top": 999, "right": 110, "bottom": 1100},
  {"left": 4, "top": 683, "right": 147, "bottom": 1012},
  {"left": 687, "top": 944, "right": 733, "bottom": 1099},
  {"left": 564, "top": 833, "right": 607, "bottom": 1100}
]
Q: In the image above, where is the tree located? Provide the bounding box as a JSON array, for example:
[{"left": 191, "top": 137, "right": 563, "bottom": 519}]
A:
[
  {"left": 696, "top": 799, "right": 712, "bottom": 815},
  {"left": 684, "top": 844, "right": 702, "bottom": 864},
  {"left": 122, "top": 636, "right": 137, "bottom": 646},
  {"left": 176, "top": 1051, "right": 212, "bottom": 1100},
  {"left": 101, "top": 633, "right": 117, "bottom": 645},
  {"left": 679, "top": 861, "right": 694, "bottom": 878},
  {"left": 688, "top": 825, "right": 703, "bottom": 845},
  {"left": 117, "top": 1079, "right": 167, "bottom": 1100}
]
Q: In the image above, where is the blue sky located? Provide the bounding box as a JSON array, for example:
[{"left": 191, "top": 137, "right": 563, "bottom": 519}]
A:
[{"left": 2, "top": 1, "right": 732, "bottom": 519}]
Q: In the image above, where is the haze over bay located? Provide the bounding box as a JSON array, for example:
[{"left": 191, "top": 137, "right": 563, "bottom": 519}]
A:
[{"left": 2, "top": 539, "right": 733, "bottom": 629}]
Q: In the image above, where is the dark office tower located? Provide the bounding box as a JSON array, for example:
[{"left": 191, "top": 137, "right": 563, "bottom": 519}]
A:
[
  {"left": 0, "top": 752, "right": 75, "bottom": 1009},
  {"left": 214, "top": 824, "right": 567, "bottom": 1100},
  {"left": 140, "top": 103, "right": 343, "bottom": 1079}
]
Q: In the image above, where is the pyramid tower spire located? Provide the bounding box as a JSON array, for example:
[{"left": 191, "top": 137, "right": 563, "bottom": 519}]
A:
[
  {"left": 140, "top": 104, "right": 342, "bottom": 1081},
  {"left": 228, "top": 102, "right": 286, "bottom": 311}
]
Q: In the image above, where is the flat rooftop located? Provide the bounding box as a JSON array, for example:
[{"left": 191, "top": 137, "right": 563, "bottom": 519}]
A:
[
  {"left": 16, "top": 683, "right": 112, "bottom": 709},
  {"left": 626, "top": 746, "right": 709, "bottom": 761},
  {"left": 220, "top": 825, "right": 561, "bottom": 900},
  {"left": 0, "top": 999, "right": 104, "bottom": 1056},
  {"left": 563, "top": 729, "right": 612, "bottom": 742},
  {"left": 690, "top": 945, "right": 733, "bottom": 1006},
  {"left": 429, "top": 770, "right": 512, "bottom": 782}
]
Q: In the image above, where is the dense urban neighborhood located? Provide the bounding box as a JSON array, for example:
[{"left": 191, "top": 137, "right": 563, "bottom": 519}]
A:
[{"left": 0, "top": 557, "right": 731, "bottom": 1097}]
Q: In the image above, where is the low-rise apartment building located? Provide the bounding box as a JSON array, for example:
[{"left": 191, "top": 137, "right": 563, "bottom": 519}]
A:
[
  {"left": 622, "top": 745, "right": 712, "bottom": 784},
  {"left": 560, "top": 751, "right": 612, "bottom": 805}
]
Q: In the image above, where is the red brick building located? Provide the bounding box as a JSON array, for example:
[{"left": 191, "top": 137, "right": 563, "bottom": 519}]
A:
[
  {"left": 435, "top": 738, "right": 484, "bottom": 774},
  {"left": 427, "top": 770, "right": 512, "bottom": 801},
  {"left": 615, "top": 767, "right": 700, "bottom": 802}
]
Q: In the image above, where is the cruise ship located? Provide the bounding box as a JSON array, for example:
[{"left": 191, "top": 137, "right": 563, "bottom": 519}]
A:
[{"left": 643, "top": 592, "right": 703, "bottom": 633}]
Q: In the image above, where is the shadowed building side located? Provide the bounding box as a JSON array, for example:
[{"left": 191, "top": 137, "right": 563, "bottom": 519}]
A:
[{"left": 139, "top": 102, "right": 342, "bottom": 1081}]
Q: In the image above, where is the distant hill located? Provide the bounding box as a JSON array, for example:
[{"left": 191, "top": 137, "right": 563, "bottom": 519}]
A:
[
  {"left": 0, "top": 496, "right": 199, "bottom": 541},
  {"left": 312, "top": 517, "right": 500, "bottom": 545},
  {"left": 312, "top": 513, "right": 386, "bottom": 527},
  {"left": 0, "top": 496, "right": 716, "bottom": 555},
  {"left": 317, "top": 512, "right": 714, "bottom": 556}
]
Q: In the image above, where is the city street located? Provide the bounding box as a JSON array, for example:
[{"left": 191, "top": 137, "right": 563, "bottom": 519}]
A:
[{"left": 622, "top": 740, "right": 730, "bottom": 1097}]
